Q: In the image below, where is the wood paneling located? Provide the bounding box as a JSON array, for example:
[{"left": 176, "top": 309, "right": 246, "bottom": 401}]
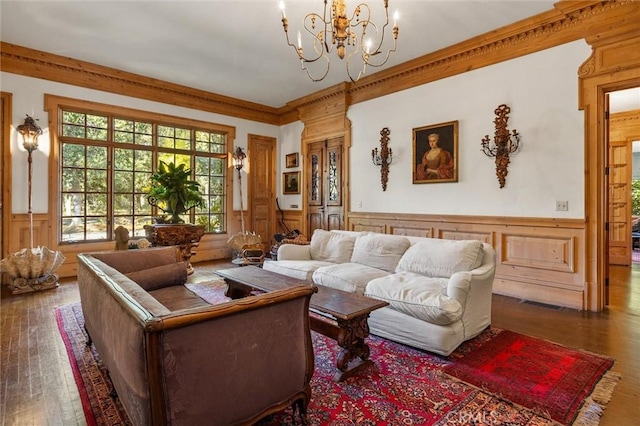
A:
[{"left": 347, "top": 211, "right": 586, "bottom": 309}]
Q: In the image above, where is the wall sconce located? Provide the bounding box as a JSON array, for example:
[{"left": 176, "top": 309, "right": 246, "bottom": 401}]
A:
[
  {"left": 232, "top": 146, "right": 247, "bottom": 232},
  {"left": 232, "top": 146, "right": 246, "bottom": 171},
  {"left": 372, "top": 127, "right": 393, "bottom": 191},
  {"left": 481, "top": 104, "right": 520, "bottom": 188}
]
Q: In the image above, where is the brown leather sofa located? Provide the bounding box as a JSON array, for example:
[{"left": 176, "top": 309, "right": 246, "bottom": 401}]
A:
[{"left": 77, "top": 247, "right": 316, "bottom": 425}]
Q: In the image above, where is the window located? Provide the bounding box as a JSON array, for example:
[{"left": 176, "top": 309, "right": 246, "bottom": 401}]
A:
[{"left": 58, "top": 107, "right": 230, "bottom": 243}]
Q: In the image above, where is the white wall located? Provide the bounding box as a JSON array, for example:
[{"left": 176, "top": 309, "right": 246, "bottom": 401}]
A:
[
  {"left": 277, "top": 121, "right": 304, "bottom": 211},
  {"left": 348, "top": 40, "right": 591, "bottom": 218},
  {"left": 1, "top": 73, "right": 280, "bottom": 214}
]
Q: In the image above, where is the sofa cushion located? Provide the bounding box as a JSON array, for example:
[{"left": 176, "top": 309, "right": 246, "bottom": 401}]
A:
[
  {"left": 125, "top": 262, "right": 188, "bottom": 291},
  {"left": 365, "top": 272, "right": 462, "bottom": 325},
  {"left": 91, "top": 246, "right": 179, "bottom": 274},
  {"left": 263, "top": 259, "right": 335, "bottom": 281},
  {"left": 309, "top": 229, "right": 357, "bottom": 263},
  {"left": 312, "top": 263, "right": 391, "bottom": 295},
  {"left": 149, "top": 286, "right": 212, "bottom": 311},
  {"left": 396, "top": 239, "right": 484, "bottom": 278},
  {"left": 350, "top": 233, "right": 410, "bottom": 273}
]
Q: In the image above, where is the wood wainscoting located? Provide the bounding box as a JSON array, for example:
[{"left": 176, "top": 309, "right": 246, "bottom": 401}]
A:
[{"left": 347, "top": 212, "right": 586, "bottom": 310}]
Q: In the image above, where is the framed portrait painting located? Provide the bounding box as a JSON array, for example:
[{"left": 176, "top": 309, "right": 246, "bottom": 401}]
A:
[
  {"left": 413, "top": 120, "right": 459, "bottom": 184},
  {"left": 283, "top": 171, "right": 300, "bottom": 194},
  {"left": 285, "top": 152, "right": 299, "bottom": 168}
]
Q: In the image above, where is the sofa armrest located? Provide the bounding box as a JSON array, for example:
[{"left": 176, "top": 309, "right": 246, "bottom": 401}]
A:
[{"left": 277, "top": 243, "right": 312, "bottom": 260}]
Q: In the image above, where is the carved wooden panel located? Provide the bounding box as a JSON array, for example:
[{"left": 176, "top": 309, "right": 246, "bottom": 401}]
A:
[
  {"left": 390, "top": 226, "right": 432, "bottom": 238},
  {"left": 439, "top": 229, "right": 493, "bottom": 244},
  {"left": 501, "top": 234, "right": 575, "bottom": 273},
  {"left": 351, "top": 223, "right": 385, "bottom": 233}
]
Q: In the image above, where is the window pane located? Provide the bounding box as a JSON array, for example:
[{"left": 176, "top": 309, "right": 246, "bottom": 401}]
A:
[
  {"left": 61, "top": 217, "right": 85, "bottom": 241},
  {"left": 114, "top": 193, "right": 133, "bottom": 213},
  {"left": 211, "top": 158, "right": 224, "bottom": 175},
  {"left": 62, "top": 144, "right": 85, "bottom": 167},
  {"left": 114, "top": 148, "right": 134, "bottom": 170},
  {"left": 62, "top": 193, "right": 85, "bottom": 216},
  {"left": 62, "top": 169, "right": 85, "bottom": 192},
  {"left": 87, "top": 194, "right": 107, "bottom": 215},
  {"left": 62, "top": 124, "right": 86, "bottom": 139},
  {"left": 63, "top": 111, "right": 85, "bottom": 125},
  {"left": 114, "top": 216, "right": 133, "bottom": 230},
  {"left": 135, "top": 151, "right": 152, "bottom": 172},
  {"left": 114, "top": 171, "right": 133, "bottom": 192},
  {"left": 86, "top": 217, "right": 107, "bottom": 240},
  {"left": 210, "top": 177, "right": 224, "bottom": 195},
  {"left": 135, "top": 172, "right": 151, "bottom": 190},
  {"left": 86, "top": 169, "right": 107, "bottom": 192},
  {"left": 87, "top": 146, "right": 107, "bottom": 169}
]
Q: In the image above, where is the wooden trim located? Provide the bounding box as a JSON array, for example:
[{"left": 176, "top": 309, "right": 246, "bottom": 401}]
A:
[
  {"left": 579, "top": 33, "right": 640, "bottom": 311},
  {"left": 0, "top": 42, "right": 281, "bottom": 126},
  {"left": 347, "top": 212, "right": 586, "bottom": 310},
  {"left": 1, "top": 92, "right": 12, "bottom": 260}
]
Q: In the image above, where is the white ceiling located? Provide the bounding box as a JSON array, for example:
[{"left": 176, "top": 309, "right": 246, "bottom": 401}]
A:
[
  {"left": 2, "top": 0, "right": 561, "bottom": 108},
  {"left": 2, "top": 0, "right": 639, "bottom": 111}
]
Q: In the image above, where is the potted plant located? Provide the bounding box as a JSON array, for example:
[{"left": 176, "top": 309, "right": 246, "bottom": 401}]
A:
[
  {"left": 144, "top": 161, "right": 206, "bottom": 274},
  {"left": 146, "top": 161, "right": 205, "bottom": 224}
]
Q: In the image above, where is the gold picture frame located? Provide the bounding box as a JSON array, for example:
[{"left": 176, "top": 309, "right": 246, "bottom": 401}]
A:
[
  {"left": 283, "top": 171, "right": 300, "bottom": 194},
  {"left": 413, "top": 120, "right": 459, "bottom": 184},
  {"left": 285, "top": 152, "right": 299, "bottom": 168}
]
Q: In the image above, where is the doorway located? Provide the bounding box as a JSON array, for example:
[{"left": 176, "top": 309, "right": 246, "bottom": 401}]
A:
[
  {"left": 247, "top": 134, "right": 276, "bottom": 250},
  {"left": 607, "top": 86, "right": 640, "bottom": 308},
  {"left": 306, "top": 137, "right": 345, "bottom": 237},
  {"left": 608, "top": 87, "right": 640, "bottom": 267}
]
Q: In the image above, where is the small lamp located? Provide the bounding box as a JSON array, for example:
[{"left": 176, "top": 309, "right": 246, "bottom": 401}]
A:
[
  {"left": 232, "top": 146, "right": 247, "bottom": 233},
  {"left": 17, "top": 115, "right": 43, "bottom": 153},
  {"left": 232, "top": 146, "right": 246, "bottom": 171}
]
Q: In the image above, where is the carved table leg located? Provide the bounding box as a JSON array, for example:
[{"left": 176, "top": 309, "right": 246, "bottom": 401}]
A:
[{"left": 333, "top": 315, "right": 373, "bottom": 382}]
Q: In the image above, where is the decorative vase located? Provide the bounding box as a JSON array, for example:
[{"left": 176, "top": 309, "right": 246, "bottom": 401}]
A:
[{"left": 0, "top": 247, "right": 66, "bottom": 294}]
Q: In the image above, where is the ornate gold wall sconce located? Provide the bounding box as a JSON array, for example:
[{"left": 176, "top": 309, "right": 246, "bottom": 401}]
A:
[
  {"left": 372, "top": 127, "right": 393, "bottom": 191},
  {"left": 481, "top": 104, "right": 520, "bottom": 188}
]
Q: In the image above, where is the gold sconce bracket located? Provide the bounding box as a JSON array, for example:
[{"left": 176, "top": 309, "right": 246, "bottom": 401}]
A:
[
  {"left": 372, "top": 127, "right": 393, "bottom": 191},
  {"left": 481, "top": 104, "right": 520, "bottom": 188}
]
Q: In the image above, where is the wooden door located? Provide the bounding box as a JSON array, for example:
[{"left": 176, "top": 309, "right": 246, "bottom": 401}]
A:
[
  {"left": 248, "top": 135, "right": 276, "bottom": 250},
  {"left": 307, "top": 137, "right": 344, "bottom": 236},
  {"left": 608, "top": 139, "right": 632, "bottom": 266}
]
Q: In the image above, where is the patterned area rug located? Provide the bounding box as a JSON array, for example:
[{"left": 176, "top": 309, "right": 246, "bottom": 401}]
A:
[{"left": 55, "top": 302, "right": 620, "bottom": 426}]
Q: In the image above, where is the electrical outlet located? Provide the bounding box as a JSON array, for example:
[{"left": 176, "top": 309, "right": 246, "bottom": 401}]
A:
[
  {"left": 556, "top": 201, "right": 568, "bottom": 211},
  {"left": 290, "top": 204, "right": 298, "bottom": 209},
  {"left": 357, "top": 201, "right": 363, "bottom": 208}
]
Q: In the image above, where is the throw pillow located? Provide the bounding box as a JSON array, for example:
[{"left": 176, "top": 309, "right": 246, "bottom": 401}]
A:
[
  {"left": 396, "top": 239, "right": 484, "bottom": 278},
  {"left": 309, "top": 229, "right": 356, "bottom": 263}
]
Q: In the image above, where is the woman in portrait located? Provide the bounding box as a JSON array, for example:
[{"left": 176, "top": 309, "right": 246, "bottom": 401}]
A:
[{"left": 416, "top": 133, "right": 454, "bottom": 180}]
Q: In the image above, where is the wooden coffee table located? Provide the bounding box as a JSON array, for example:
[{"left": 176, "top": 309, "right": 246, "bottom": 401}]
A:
[{"left": 215, "top": 266, "right": 388, "bottom": 382}]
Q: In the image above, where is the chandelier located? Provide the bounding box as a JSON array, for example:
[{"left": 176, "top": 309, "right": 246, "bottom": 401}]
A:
[{"left": 279, "top": 0, "right": 399, "bottom": 82}]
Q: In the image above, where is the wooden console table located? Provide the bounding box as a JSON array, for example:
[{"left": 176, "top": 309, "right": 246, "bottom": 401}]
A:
[{"left": 215, "top": 267, "right": 388, "bottom": 382}]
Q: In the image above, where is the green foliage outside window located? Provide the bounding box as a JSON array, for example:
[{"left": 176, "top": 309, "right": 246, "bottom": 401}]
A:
[
  {"left": 632, "top": 179, "right": 640, "bottom": 216},
  {"left": 59, "top": 107, "right": 228, "bottom": 242}
]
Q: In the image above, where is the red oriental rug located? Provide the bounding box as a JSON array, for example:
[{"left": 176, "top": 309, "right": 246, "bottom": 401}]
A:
[{"left": 55, "top": 303, "right": 620, "bottom": 426}]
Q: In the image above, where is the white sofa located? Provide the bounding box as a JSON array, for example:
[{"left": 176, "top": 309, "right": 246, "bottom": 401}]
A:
[{"left": 263, "top": 229, "right": 496, "bottom": 355}]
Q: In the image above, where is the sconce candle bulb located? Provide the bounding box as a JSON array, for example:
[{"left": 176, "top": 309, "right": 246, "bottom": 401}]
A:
[{"left": 481, "top": 104, "right": 520, "bottom": 188}]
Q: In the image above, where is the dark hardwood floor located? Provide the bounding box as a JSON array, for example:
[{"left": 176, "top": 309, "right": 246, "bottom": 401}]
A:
[{"left": 1, "top": 259, "right": 638, "bottom": 425}]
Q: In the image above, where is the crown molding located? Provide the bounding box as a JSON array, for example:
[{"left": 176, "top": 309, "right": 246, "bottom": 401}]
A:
[{"left": 0, "top": 42, "right": 281, "bottom": 125}]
